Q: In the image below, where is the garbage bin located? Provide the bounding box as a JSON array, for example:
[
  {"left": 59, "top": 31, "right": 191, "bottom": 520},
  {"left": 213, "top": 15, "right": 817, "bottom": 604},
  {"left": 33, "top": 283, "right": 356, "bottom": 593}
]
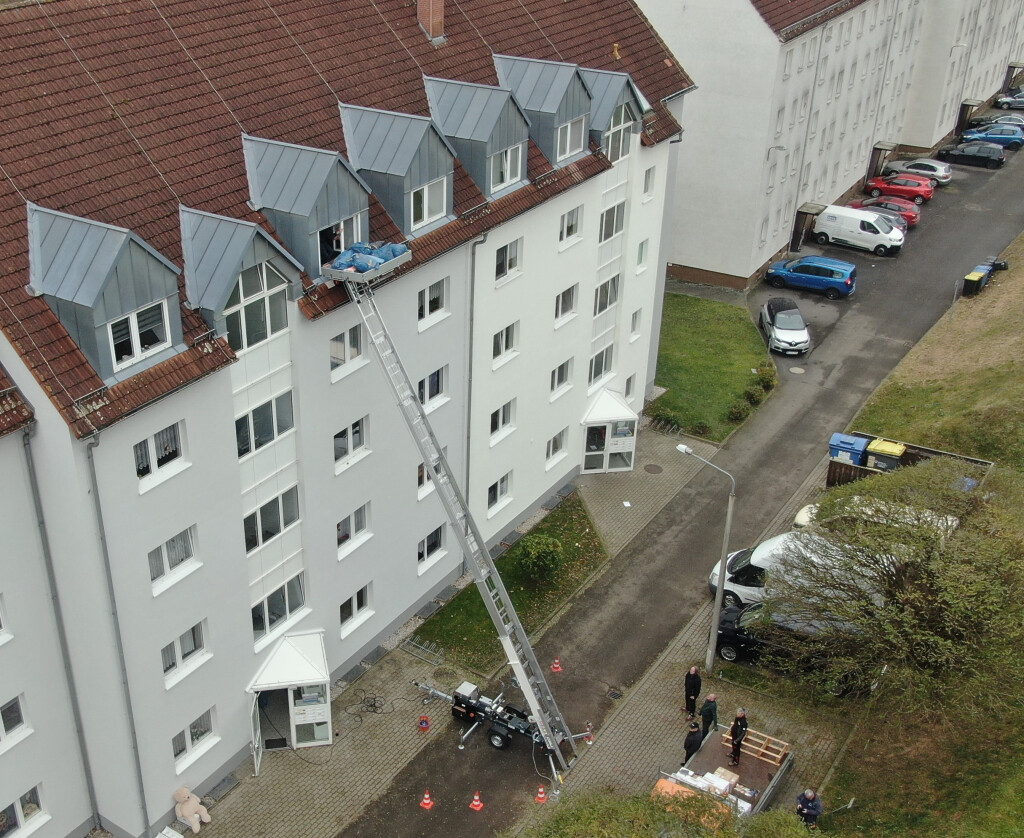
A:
[
  {"left": 829, "top": 433, "right": 869, "bottom": 466},
  {"left": 865, "top": 439, "right": 906, "bottom": 472},
  {"left": 963, "top": 264, "right": 993, "bottom": 297}
]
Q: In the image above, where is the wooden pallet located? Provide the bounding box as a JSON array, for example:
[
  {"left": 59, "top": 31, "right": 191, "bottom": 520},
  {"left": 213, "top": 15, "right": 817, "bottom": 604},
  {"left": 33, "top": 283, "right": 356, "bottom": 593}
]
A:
[{"left": 720, "top": 727, "right": 790, "bottom": 767}]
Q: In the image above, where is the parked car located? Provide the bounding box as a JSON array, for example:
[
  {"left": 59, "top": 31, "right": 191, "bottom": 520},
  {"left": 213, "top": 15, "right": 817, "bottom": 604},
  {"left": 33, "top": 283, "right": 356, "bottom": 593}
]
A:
[
  {"left": 935, "top": 141, "right": 1006, "bottom": 169},
  {"left": 707, "top": 531, "right": 832, "bottom": 607},
  {"left": 880, "top": 158, "right": 952, "bottom": 186},
  {"left": 759, "top": 297, "right": 810, "bottom": 355},
  {"left": 846, "top": 195, "right": 920, "bottom": 226},
  {"left": 812, "top": 206, "right": 904, "bottom": 257},
  {"left": 866, "top": 207, "right": 909, "bottom": 234},
  {"left": 966, "top": 113, "right": 1024, "bottom": 130},
  {"left": 764, "top": 255, "right": 857, "bottom": 299},
  {"left": 960, "top": 124, "right": 1024, "bottom": 149},
  {"left": 864, "top": 174, "right": 934, "bottom": 204},
  {"left": 995, "top": 91, "right": 1024, "bottom": 109}
]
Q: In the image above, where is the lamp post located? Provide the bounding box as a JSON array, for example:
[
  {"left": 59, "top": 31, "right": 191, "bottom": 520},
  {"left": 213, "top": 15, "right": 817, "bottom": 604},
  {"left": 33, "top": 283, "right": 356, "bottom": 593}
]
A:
[{"left": 677, "top": 444, "right": 736, "bottom": 675}]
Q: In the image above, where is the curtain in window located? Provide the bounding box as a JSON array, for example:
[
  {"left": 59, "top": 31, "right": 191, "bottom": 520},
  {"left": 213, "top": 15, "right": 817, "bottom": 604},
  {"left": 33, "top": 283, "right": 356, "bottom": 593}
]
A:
[
  {"left": 190, "top": 710, "right": 212, "bottom": 743},
  {"left": 134, "top": 440, "right": 151, "bottom": 477},
  {"left": 161, "top": 643, "right": 177, "bottom": 674},
  {"left": 180, "top": 624, "right": 201, "bottom": 659},
  {"left": 136, "top": 303, "right": 167, "bottom": 350},
  {"left": 172, "top": 731, "right": 187, "bottom": 758},
  {"left": 154, "top": 425, "right": 180, "bottom": 468},
  {"left": 148, "top": 547, "right": 165, "bottom": 582},
  {"left": 165, "top": 528, "right": 193, "bottom": 569}
]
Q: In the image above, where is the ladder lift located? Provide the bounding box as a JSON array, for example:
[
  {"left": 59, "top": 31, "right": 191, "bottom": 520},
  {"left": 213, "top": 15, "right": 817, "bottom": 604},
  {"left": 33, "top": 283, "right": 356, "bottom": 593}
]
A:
[{"left": 336, "top": 269, "right": 578, "bottom": 776}]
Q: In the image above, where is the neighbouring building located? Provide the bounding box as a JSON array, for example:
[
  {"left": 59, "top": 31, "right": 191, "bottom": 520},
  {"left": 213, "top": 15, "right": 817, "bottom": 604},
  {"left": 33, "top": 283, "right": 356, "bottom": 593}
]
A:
[{"left": 0, "top": 0, "right": 692, "bottom": 836}]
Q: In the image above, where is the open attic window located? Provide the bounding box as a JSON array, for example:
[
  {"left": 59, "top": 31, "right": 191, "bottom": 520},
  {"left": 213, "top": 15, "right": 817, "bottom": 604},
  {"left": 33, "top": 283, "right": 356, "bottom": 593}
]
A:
[
  {"left": 318, "top": 215, "right": 360, "bottom": 269},
  {"left": 412, "top": 177, "right": 447, "bottom": 230},
  {"left": 490, "top": 143, "right": 523, "bottom": 194},
  {"left": 110, "top": 301, "right": 171, "bottom": 372},
  {"left": 556, "top": 117, "right": 586, "bottom": 161}
]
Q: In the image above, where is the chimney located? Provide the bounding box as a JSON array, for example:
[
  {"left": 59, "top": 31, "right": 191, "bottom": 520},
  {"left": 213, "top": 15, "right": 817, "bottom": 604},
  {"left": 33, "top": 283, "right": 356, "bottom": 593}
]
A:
[{"left": 418, "top": 0, "right": 445, "bottom": 42}]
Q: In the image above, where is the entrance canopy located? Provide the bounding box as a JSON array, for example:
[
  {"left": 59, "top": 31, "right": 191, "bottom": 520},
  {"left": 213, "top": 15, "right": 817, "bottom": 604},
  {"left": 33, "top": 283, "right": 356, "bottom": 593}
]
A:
[
  {"left": 247, "top": 630, "right": 329, "bottom": 692},
  {"left": 581, "top": 388, "right": 636, "bottom": 424}
]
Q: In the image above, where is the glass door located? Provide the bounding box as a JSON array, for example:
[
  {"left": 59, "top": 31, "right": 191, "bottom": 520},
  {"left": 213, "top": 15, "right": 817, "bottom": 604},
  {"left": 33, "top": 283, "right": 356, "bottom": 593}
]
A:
[{"left": 290, "top": 683, "right": 332, "bottom": 748}]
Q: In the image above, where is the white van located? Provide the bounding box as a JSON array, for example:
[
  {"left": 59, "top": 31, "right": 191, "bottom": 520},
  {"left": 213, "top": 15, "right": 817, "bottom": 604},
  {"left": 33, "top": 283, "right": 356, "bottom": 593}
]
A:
[
  {"left": 812, "top": 205, "right": 904, "bottom": 257},
  {"left": 708, "top": 531, "right": 832, "bottom": 607}
]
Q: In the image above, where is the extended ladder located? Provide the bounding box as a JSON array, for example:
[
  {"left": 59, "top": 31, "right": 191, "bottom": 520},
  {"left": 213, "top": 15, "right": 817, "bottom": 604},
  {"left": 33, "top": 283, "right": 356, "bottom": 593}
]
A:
[{"left": 343, "top": 278, "right": 577, "bottom": 772}]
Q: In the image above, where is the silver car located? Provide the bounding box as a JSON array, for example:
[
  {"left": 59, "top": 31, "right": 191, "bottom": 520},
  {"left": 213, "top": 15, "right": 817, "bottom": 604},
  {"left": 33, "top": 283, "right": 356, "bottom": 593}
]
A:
[
  {"left": 759, "top": 297, "right": 810, "bottom": 355},
  {"left": 881, "top": 158, "right": 952, "bottom": 186}
]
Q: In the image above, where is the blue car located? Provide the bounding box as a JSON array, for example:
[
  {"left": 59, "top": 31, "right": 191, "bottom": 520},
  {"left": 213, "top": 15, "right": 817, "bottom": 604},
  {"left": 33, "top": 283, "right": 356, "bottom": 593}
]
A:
[
  {"left": 960, "top": 124, "right": 1024, "bottom": 149},
  {"left": 765, "top": 256, "right": 857, "bottom": 300}
]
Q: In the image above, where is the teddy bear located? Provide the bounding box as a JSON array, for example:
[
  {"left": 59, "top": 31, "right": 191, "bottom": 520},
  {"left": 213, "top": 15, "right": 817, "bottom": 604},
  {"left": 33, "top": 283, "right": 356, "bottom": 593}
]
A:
[{"left": 173, "top": 786, "right": 211, "bottom": 834}]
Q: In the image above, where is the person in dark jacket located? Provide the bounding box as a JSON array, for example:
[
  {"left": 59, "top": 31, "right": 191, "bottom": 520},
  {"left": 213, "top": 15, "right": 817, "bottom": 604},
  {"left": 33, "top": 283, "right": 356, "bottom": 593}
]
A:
[
  {"left": 699, "top": 693, "right": 718, "bottom": 738},
  {"left": 682, "top": 721, "right": 702, "bottom": 764},
  {"left": 683, "top": 666, "right": 702, "bottom": 719},
  {"left": 728, "top": 708, "right": 748, "bottom": 766},
  {"left": 796, "top": 788, "right": 824, "bottom": 827}
]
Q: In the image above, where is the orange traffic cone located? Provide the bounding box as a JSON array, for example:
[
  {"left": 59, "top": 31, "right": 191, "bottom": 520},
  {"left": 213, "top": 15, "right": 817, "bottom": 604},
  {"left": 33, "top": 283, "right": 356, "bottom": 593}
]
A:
[
  {"left": 469, "top": 791, "right": 485, "bottom": 811},
  {"left": 535, "top": 785, "right": 548, "bottom": 803},
  {"left": 550, "top": 656, "right": 563, "bottom": 673},
  {"left": 419, "top": 790, "right": 434, "bottom": 810}
]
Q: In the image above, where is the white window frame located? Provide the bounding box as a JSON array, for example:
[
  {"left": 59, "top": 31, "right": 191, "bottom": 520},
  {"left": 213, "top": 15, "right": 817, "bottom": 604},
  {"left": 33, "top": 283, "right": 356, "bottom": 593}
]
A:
[
  {"left": 556, "top": 116, "right": 586, "bottom": 160},
  {"left": 490, "top": 144, "right": 523, "bottom": 193},
  {"left": 134, "top": 422, "right": 185, "bottom": 486},
  {"left": 161, "top": 621, "right": 209, "bottom": 686},
  {"left": 417, "top": 367, "right": 447, "bottom": 410},
  {"left": 545, "top": 427, "right": 568, "bottom": 465},
  {"left": 550, "top": 358, "right": 572, "bottom": 395},
  {"left": 559, "top": 206, "right": 582, "bottom": 243},
  {"left": 625, "top": 374, "right": 636, "bottom": 400},
  {"left": 417, "top": 277, "right": 449, "bottom": 325},
  {"left": 599, "top": 202, "right": 626, "bottom": 242},
  {"left": 337, "top": 502, "right": 371, "bottom": 556},
  {"left": 172, "top": 708, "right": 215, "bottom": 767},
  {"left": 224, "top": 262, "right": 289, "bottom": 353},
  {"left": 643, "top": 167, "right": 655, "bottom": 199},
  {"left": 412, "top": 176, "right": 447, "bottom": 230},
  {"left": 148, "top": 526, "right": 199, "bottom": 589},
  {"left": 417, "top": 446, "right": 445, "bottom": 500},
  {"left": 605, "top": 102, "right": 635, "bottom": 163},
  {"left": 417, "top": 525, "right": 445, "bottom": 568},
  {"left": 593, "top": 275, "right": 620, "bottom": 316},
  {"left": 330, "top": 325, "right": 364, "bottom": 378},
  {"left": 333, "top": 417, "right": 368, "bottom": 468},
  {"left": 109, "top": 300, "right": 171, "bottom": 371},
  {"left": 1, "top": 695, "right": 26, "bottom": 745},
  {"left": 554, "top": 285, "right": 577, "bottom": 322},
  {"left": 235, "top": 391, "right": 294, "bottom": 459},
  {"left": 318, "top": 214, "right": 360, "bottom": 268},
  {"left": 243, "top": 486, "right": 300, "bottom": 554},
  {"left": 489, "top": 399, "right": 515, "bottom": 440},
  {"left": 630, "top": 308, "right": 642, "bottom": 340},
  {"left": 495, "top": 239, "right": 522, "bottom": 281},
  {"left": 637, "top": 239, "right": 649, "bottom": 270},
  {"left": 486, "top": 471, "right": 512, "bottom": 512},
  {"left": 492, "top": 322, "right": 518, "bottom": 364},
  {"left": 588, "top": 344, "right": 614, "bottom": 385},
  {"left": 251, "top": 572, "right": 306, "bottom": 642},
  {"left": 339, "top": 585, "right": 372, "bottom": 636},
  {"left": 0, "top": 786, "right": 44, "bottom": 835}
]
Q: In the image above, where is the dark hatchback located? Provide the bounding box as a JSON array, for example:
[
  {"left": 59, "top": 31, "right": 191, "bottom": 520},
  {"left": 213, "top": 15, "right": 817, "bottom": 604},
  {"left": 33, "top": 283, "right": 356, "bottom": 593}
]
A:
[{"left": 935, "top": 142, "right": 1006, "bottom": 169}]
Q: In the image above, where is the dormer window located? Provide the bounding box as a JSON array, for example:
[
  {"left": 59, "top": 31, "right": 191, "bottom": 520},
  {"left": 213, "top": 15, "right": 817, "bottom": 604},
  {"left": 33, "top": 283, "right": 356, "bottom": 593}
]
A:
[
  {"left": 224, "top": 262, "right": 288, "bottom": 352},
  {"left": 606, "top": 103, "right": 635, "bottom": 164},
  {"left": 109, "top": 301, "right": 170, "bottom": 371},
  {"left": 490, "top": 144, "right": 523, "bottom": 194},
  {"left": 318, "top": 215, "right": 360, "bottom": 267},
  {"left": 412, "top": 177, "right": 447, "bottom": 230},
  {"left": 556, "top": 117, "right": 586, "bottom": 161}
]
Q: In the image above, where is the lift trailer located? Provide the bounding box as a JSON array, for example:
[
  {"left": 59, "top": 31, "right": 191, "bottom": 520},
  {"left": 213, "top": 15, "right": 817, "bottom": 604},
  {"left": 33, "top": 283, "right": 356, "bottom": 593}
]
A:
[
  {"left": 324, "top": 257, "right": 579, "bottom": 778},
  {"left": 416, "top": 680, "right": 542, "bottom": 750}
]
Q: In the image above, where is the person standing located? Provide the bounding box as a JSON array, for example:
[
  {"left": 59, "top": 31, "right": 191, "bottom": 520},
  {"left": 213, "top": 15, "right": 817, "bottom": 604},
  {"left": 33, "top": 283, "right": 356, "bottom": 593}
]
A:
[
  {"left": 728, "top": 708, "right": 748, "bottom": 766},
  {"left": 684, "top": 666, "right": 702, "bottom": 719},
  {"left": 682, "top": 721, "right": 702, "bottom": 764},
  {"left": 796, "top": 789, "right": 824, "bottom": 828},
  {"left": 699, "top": 693, "right": 718, "bottom": 738}
]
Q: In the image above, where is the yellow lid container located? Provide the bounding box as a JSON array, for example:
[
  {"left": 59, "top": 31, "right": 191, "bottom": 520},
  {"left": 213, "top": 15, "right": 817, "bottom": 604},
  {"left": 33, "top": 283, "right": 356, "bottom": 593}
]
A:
[{"left": 866, "top": 439, "right": 906, "bottom": 458}]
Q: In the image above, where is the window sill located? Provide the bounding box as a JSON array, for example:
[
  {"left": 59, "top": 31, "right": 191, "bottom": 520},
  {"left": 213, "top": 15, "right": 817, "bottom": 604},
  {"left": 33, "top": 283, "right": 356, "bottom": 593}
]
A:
[
  {"left": 422, "top": 395, "right": 450, "bottom": 416},
  {"left": 486, "top": 497, "right": 513, "bottom": 519},
  {"left": 340, "top": 609, "right": 374, "bottom": 640},
  {"left": 138, "top": 458, "right": 190, "bottom": 495},
  {"left": 489, "top": 427, "right": 515, "bottom": 448},
  {"left": 151, "top": 560, "right": 203, "bottom": 597},
  {"left": 417, "top": 549, "right": 448, "bottom": 576},
  {"left": 545, "top": 451, "right": 569, "bottom": 472},
  {"left": 174, "top": 734, "right": 222, "bottom": 776},
  {"left": 0, "top": 632, "right": 12, "bottom": 650},
  {"left": 417, "top": 482, "right": 436, "bottom": 501},
  {"left": 495, "top": 269, "right": 522, "bottom": 289},
  {"left": 549, "top": 384, "right": 573, "bottom": 404},
  {"left": 636, "top": 265, "right": 648, "bottom": 276},
  {"left": 330, "top": 357, "right": 370, "bottom": 384},
  {"left": 554, "top": 312, "right": 578, "bottom": 331},
  {"left": 12, "top": 812, "right": 50, "bottom": 838},
  {"left": 164, "top": 650, "right": 213, "bottom": 691},
  {"left": 253, "top": 606, "right": 312, "bottom": 654},
  {"left": 587, "top": 374, "right": 615, "bottom": 397},
  {"left": 417, "top": 310, "right": 451, "bottom": 333},
  {"left": 629, "top": 332, "right": 642, "bottom": 344},
  {"left": 337, "top": 531, "right": 372, "bottom": 560},
  {"left": 557, "top": 235, "right": 582, "bottom": 253},
  {"left": 335, "top": 447, "right": 372, "bottom": 476},
  {"left": 492, "top": 350, "right": 519, "bottom": 372},
  {"left": 641, "top": 195, "right": 654, "bottom": 205},
  {"left": 0, "top": 724, "right": 32, "bottom": 757}
]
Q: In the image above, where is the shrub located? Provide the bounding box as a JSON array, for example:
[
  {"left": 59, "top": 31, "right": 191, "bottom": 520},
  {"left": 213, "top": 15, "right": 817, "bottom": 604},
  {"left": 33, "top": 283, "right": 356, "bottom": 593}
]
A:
[
  {"left": 517, "top": 534, "right": 564, "bottom": 583},
  {"left": 645, "top": 399, "right": 677, "bottom": 425},
  {"left": 689, "top": 420, "right": 713, "bottom": 438},
  {"left": 756, "top": 364, "right": 778, "bottom": 392},
  {"left": 727, "top": 400, "right": 753, "bottom": 422},
  {"left": 744, "top": 386, "right": 766, "bottom": 406}
]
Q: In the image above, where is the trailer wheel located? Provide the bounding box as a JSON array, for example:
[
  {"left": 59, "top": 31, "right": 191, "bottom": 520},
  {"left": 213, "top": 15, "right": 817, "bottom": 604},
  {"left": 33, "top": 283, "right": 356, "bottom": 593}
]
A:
[{"left": 488, "top": 729, "right": 511, "bottom": 749}]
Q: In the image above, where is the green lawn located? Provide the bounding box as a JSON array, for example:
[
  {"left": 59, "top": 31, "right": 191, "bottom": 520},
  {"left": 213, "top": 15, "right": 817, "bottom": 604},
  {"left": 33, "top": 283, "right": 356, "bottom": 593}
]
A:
[
  {"left": 651, "top": 294, "right": 772, "bottom": 441},
  {"left": 413, "top": 494, "right": 606, "bottom": 674}
]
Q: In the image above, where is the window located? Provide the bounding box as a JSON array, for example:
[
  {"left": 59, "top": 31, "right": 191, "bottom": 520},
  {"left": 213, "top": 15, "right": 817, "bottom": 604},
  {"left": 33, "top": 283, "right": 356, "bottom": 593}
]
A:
[
  {"left": 630, "top": 308, "right": 642, "bottom": 338},
  {"left": 337, "top": 502, "right": 369, "bottom": 548},
  {"left": 333, "top": 417, "right": 367, "bottom": 464},
  {"left": 554, "top": 285, "right": 577, "bottom": 320},
  {"left": 339, "top": 585, "right": 370, "bottom": 628},
  {"left": 148, "top": 526, "right": 196, "bottom": 582},
  {"left": 599, "top": 202, "right": 626, "bottom": 242},
  {"left": 546, "top": 428, "right": 567, "bottom": 461},
  {"left": 251, "top": 573, "right": 305, "bottom": 640},
  {"left": 783, "top": 48, "right": 793, "bottom": 78},
  {"left": 643, "top": 166, "right": 656, "bottom": 197},
  {"left": 605, "top": 102, "right": 635, "bottom": 163},
  {"left": 0, "top": 787, "right": 43, "bottom": 835},
  {"left": 417, "top": 526, "right": 444, "bottom": 564},
  {"left": 593, "top": 276, "right": 620, "bottom": 316},
  {"left": 559, "top": 206, "right": 582, "bottom": 242},
  {"left": 490, "top": 399, "right": 515, "bottom": 436},
  {"left": 330, "top": 325, "right": 363, "bottom": 371},
  {"left": 1, "top": 696, "right": 24, "bottom": 739},
  {"left": 492, "top": 322, "right": 518, "bottom": 361},
  {"left": 224, "top": 262, "right": 289, "bottom": 352},
  {"left": 134, "top": 423, "right": 182, "bottom": 479},
  {"left": 161, "top": 622, "right": 205, "bottom": 676},
  {"left": 588, "top": 344, "right": 613, "bottom": 385},
  {"left": 775, "top": 106, "right": 784, "bottom": 135},
  {"left": 417, "top": 367, "right": 446, "bottom": 407},
  {"left": 235, "top": 392, "right": 294, "bottom": 458},
  {"left": 487, "top": 471, "right": 511, "bottom": 509},
  {"left": 109, "top": 300, "right": 170, "bottom": 370},
  {"left": 243, "top": 486, "right": 299, "bottom": 553},
  {"left": 550, "top": 359, "right": 572, "bottom": 392},
  {"left": 556, "top": 116, "right": 585, "bottom": 160},
  {"left": 318, "top": 214, "right": 359, "bottom": 267},
  {"left": 625, "top": 373, "right": 635, "bottom": 399},
  {"left": 412, "top": 177, "right": 446, "bottom": 229},
  {"left": 490, "top": 144, "right": 522, "bottom": 192},
  {"left": 495, "top": 239, "right": 521, "bottom": 280},
  {"left": 172, "top": 708, "right": 213, "bottom": 761},
  {"left": 637, "top": 239, "right": 649, "bottom": 268},
  {"left": 417, "top": 448, "right": 445, "bottom": 494},
  {"left": 417, "top": 278, "right": 448, "bottom": 322}
]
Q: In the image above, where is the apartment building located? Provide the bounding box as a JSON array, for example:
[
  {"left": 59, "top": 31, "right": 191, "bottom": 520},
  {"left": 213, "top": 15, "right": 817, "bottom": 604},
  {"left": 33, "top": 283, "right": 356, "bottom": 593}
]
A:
[{"left": 0, "top": 0, "right": 691, "bottom": 836}]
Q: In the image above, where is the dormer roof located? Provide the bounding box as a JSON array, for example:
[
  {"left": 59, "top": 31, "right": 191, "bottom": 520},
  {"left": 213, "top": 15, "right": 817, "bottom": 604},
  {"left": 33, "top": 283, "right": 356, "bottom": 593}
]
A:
[
  {"left": 424, "top": 76, "right": 531, "bottom": 142},
  {"left": 579, "top": 68, "right": 650, "bottom": 132},
  {"left": 339, "top": 103, "right": 456, "bottom": 177},
  {"left": 493, "top": 55, "right": 590, "bottom": 114}
]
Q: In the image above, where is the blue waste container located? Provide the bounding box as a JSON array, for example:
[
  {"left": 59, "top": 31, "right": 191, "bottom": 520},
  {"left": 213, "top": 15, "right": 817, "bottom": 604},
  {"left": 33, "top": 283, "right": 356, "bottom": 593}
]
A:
[{"left": 829, "top": 433, "right": 869, "bottom": 466}]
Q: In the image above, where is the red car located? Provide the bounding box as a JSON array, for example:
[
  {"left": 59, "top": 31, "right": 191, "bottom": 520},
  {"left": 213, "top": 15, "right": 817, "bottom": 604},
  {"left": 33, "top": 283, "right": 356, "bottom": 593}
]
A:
[
  {"left": 864, "top": 174, "right": 934, "bottom": 204},
  {"left": 846, "top": 195, "right": 921, "bottom": 225}
]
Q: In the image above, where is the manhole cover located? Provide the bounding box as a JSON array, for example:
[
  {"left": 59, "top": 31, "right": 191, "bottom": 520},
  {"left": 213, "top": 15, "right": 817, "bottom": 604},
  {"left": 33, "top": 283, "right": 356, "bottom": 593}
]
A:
[
  {"left": 644, "top": 464, "right": 663, "bottom": 474},
  {"left": 607, "top": 688, "right": 623, "bottom": 700},
  {"left": 789, "top": 366, "right": 806, "bottom": 374}
]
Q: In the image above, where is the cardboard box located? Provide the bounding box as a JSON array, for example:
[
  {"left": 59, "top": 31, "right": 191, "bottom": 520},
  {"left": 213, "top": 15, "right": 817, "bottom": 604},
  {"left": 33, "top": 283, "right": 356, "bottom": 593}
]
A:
[{"left": 714, "top": 767, "right": 739, "bottom": 786}]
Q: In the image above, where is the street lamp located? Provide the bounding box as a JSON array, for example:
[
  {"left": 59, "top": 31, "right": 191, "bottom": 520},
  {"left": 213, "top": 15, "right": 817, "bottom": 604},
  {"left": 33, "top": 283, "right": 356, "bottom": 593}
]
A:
[{"left": 677, "top": 444, "right": 736, "bottom": 675}]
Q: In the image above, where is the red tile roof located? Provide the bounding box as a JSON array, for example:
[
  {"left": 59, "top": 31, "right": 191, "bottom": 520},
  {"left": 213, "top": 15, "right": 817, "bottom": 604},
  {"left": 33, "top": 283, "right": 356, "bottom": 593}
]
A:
[
  {"left": 750, "top": 0, "right": 871, "bottom": 40},
  {"left": 0, "top": 0, "right": 691, "bottom": 438},
  {"left": 0, "top": 363, "right": 33, "bottom": 438}
]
